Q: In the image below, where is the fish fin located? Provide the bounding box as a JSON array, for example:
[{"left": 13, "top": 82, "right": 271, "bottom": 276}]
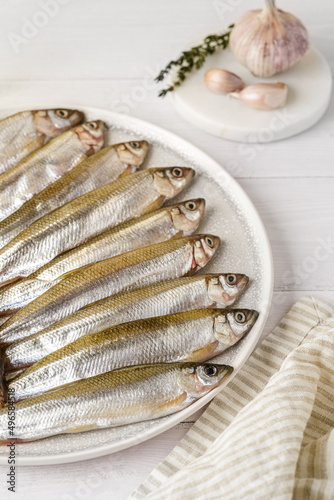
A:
[
  {"left": 0, "top": 438, "right": 28, "bottom": 444},
  {"left": 184, "top": 267, "right": 198, "bottom": 277},
  {"left": 170, "top": 231, "right": 183, "bottom": 240},
  {"left": 15, "top": 135, "right": 45, "bottom": 161},
  {"left": 65, "top": 423, "right": 97, "bottom": 434},
  {"left": 57, "top": 261, "right": 97, "bottom": 281},
  {"left": 154, "top": 392, "right": 188, "bottom": 417},
  {"left": 27, "top": 134, "right": 45, "bottom": 151},
  {"left": 141, "top": 195, "right": 165, "bottom": 214},
  {"left": 6, "top": 366, "right": 31, "bottom": 379},
  {"left": 186, "top": 341, "right": 220, "bottom": 362},
  {"left": 0, "top": 309, "right": 20, "bottom": 318},
  {"left": 0, "top": 276, "right": 23, "bottom": 290},
  {"left": 0, "top": 349, "right": 8, "bottom": 405},
  {"left": 81, "top": 151, "right": 91, "bottom": 160},
  {"left": 119, "top": 165, "right": 135, "bottom": 177},
  {"left": 53, "top": 268, "right": 80, "bottom": 281}
]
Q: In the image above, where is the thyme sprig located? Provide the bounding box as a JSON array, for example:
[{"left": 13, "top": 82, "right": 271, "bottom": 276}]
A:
[{"left": 156, "top": 25, "right": 234, "bottom": 97}]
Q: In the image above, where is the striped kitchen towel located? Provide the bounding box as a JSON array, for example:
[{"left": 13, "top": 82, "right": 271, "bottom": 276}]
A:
[{"left": 129, "top": 296, "right": 334, "bottom": 500}]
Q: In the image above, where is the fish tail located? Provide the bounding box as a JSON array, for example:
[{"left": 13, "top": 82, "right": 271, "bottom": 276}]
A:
[{"left": 0, "top": 348, "right": 8, "bottom": 405}]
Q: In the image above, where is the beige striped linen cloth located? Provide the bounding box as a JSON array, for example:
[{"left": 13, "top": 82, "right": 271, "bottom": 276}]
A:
[{"left": 129, "top": 296, "right": 334, "bottom": 500}]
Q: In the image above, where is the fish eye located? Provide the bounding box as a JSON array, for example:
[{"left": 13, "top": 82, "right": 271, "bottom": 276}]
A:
[
  {"left": 185, "top": 201, "right": 196, "bottom": 211},
  {"left": 56, "top": 109, "right": 69, "bottom": 118},
  {"left": 226, "top": 274, "right": 237, "bottom": 285},
  {"left": 129, "top": 141, "right": 141, "bottom": 149},
  {"left": 204, "top": 365, "right": 217, "bottom": 377},
  {"left": 88, "top": 121, "right": 98, "bottom": 129},
  {"left": 235, "top": 311, "right": 246, "bottom": 323},
  {"left": 172, "top": 167, "right": 183, "bottom": 178},
  {"left": 205, "top": 236, "right": 214, "bottom": 248}
]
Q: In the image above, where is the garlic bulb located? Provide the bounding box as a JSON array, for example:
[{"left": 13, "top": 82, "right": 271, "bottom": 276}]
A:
[
  {"left": 205, "top": 69, "right": 245, "bottom": 94},
  {"left": 230, "top": 82, "right": 288, "bottom": 110},
  {"left": 230, "top": 0, "right": 309, "bottom": 77}
]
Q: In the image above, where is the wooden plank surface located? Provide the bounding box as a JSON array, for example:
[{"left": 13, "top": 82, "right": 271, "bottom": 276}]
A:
[{"left": 0, "top": 0, "right": 333, "bottom": 498}]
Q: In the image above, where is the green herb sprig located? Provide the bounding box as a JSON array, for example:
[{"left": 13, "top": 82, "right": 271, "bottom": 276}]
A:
[{"left": 156, "top": 25, "right": 234, "bottom": 97}]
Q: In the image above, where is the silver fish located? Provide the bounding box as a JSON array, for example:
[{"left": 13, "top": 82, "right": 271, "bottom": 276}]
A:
[
  {"left": 0, "top": 167, "right": 195, "bottom": 286},
  {"left": 6, "top": 309, "right": 257, "bottom": 401},
  {"left": 0, "top": 120, "right": 105, "bottom": 222},
  {"left": 0, "top": 108, "right": 84, "bottom": 175},
  {"left": 0, "top": 363, "right": 232, "bottom": 443},
  {"left": 0, "top": 140, "right": 149, "bottom": 248},
  {"left": 0, "top": 199, "right": 205, "bottom": 314},
  {"left": 0, "top": 235, "right": 220, "bottom": 344},
  {"left": 3, "top": 274, "right": 249, "bottom": 368}
]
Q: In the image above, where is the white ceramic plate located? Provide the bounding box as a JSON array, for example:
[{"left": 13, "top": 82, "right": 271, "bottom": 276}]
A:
[
  {"left": 170, "top": 42, "right": 332, "bottom": 143},
  {"left": 0, "top": 106, "right": 273, "bottom": 465}
]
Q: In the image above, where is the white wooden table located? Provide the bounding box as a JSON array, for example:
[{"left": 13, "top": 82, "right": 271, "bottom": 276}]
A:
[{"left": 0, "top": 1, "right": 333, "bottom": 498}]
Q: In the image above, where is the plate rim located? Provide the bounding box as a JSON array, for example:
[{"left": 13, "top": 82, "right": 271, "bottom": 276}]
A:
[{"left": 0, "top": 105, "right": 274, "bottom": 466}]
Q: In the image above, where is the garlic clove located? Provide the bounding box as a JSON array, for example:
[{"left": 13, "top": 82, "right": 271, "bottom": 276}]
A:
[
  {"left": 205, "top": 69, "right": 245, "bottom": 94},
  {"left": 230, "top": 82, "right": 288, "bottom": 110},
  {"left": 230, "top": 0, "right": 309, "bottom": 77}
]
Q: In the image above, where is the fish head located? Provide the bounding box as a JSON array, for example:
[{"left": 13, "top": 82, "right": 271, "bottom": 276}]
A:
[
  {"left": 191, "top": 235, "right": 220, "bottom": 272},
  {"left": 33, "top": 108, "right": 84, "bottom": 136},
  {"left": 179, "top": 363, "right": 233, "bottom": 397},
  {"left": 169, "top": 199, "right": 205, "bottom": 235},
  {"left": 207, "top": 273, "right": 249, "bottom": 307},
  {"left": 115, "top": 140, "right": 149, "bottom": 171},
  {"left": 213, "top": 309, "right": 259, "bottom": 346},
  {"left": 75, "top": 120, "right": 106, "bottom": 154},
  {"left": 153, "top": 167, "right": 195, "bottom": 199}
]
